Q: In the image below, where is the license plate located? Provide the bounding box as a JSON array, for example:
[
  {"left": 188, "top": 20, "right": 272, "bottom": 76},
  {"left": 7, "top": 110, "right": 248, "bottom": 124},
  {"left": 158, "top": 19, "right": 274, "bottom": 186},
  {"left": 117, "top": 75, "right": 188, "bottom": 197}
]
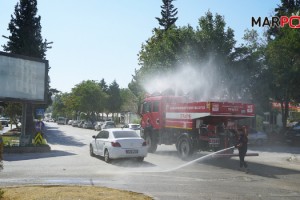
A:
[
  {"left": 209, "top": 138, "right": 220, "bottom": 147},
  {"left": 209, "top": 138, "right": 220, "bottom": 144},
  {"left": 126, "top": 149, "right": 138, "bottom": 154}
]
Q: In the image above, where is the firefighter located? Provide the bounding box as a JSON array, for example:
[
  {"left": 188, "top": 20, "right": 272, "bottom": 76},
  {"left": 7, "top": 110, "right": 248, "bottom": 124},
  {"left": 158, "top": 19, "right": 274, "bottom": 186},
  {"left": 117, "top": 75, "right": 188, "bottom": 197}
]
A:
[{"left": 235, "top": 127, "right": 248, "bottom": 172}]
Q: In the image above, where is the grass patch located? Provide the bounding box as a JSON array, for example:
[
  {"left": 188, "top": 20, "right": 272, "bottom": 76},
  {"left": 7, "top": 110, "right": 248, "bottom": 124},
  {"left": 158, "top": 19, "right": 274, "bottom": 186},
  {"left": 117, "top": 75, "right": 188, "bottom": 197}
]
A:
[{"left": 0, "top": 186, "right": 153, "bottom": 200}]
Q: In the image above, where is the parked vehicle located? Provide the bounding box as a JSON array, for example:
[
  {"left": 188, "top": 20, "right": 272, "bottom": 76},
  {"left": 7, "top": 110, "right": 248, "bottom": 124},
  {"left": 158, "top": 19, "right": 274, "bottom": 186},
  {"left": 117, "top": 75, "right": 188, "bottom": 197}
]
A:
[
  {"left": 123, "top": 123, "right": 140, "bottom": 130},
  {"left": 247, "top": 128, "right": 268, "bottom": 145},
  {"left": 94, "top": 121, "right": 104, "bottom": 131},
  {"left": 78, "top": 120, "right": 85, "bottom": 128},
  {"left": 68, "top": 120, "right": 73, "bottom": 125},
  {"left": 90, "top": 128, "right": 147, "bottom": 163},
  {"left": 0, "top": 117, "right": 9, "bottom": 127},
  {"left": 98, "top": 121, "right": 116, "bottom": 130},
  {"left": 102, "top": 123, "right": 116, "bottom": 129},
  {"left": 123, "top": 123, "right": 141, "bottom": 136},
  {"left": 72, "top": 120, "right": 79, "bottom": 127},
  {"left": 57, "top": 117, "right": 67, "bottom": 125},
  {"left": 285, "top": 124, "right": 300, "bottom": 145},
  {"left": 83, "top": 121, "right": 94, "bottom": 129}
]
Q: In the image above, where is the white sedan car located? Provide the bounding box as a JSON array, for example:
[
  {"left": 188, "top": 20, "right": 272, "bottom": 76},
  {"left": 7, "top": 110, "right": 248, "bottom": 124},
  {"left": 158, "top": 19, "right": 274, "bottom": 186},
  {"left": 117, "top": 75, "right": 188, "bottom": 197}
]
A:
[{"left": 90, "top": 128, "right": 147, "bottom": 163}]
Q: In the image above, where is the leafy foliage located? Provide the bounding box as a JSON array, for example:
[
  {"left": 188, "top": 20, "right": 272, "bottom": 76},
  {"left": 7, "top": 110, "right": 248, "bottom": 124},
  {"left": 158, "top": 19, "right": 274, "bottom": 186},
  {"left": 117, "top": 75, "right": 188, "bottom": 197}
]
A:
[
  {"left": 2, "top": 0, "right": 51, "bottom": 58},
  {"left": 133, "top": 11, "right": 239, "bottom": 101},
  {"left": 59, "top": 80, "right": 107, "bottom": 121},
  {"left": 265, "top": 1, "right": 300, "bottom": 128},
  {"left": 107, "top": 80, "right": 122, "bottom": 116},
  {"left": 51, "top": 79, "right": 131, "bottom": 122},
  {"left": 233, "top": 29, "right": 270, "bottom": 113},
  {"left": 120, "top": 88, "right": 138, "bottom": 113},
  {"left": 3, "top": 102, "right": 22, "bottom": 128}
]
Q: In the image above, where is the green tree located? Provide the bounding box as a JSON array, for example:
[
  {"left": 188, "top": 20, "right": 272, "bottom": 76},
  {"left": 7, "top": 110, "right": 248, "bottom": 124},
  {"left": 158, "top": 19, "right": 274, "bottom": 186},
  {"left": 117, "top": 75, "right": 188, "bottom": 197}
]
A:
[
  {"left": 97, "top": 79, "right": 109, "bottom": 120},
  {"left": 120, "top": 88, "right": 138, "bottom": 113},
  {"left": 52, "top": 93, "right": 68, "bottom": 119},
  {"left": 107, "top": 80, "right": 122, "bottom": 121},
  {"left": 233, "top": 29, "right": 271, "bottom": 113},
  {"left": 194, "top": 11, "right": 236, "bottom": 100},
  {"left": 2, "top": 0, "right": 50, "bottom": 58},
  {"left": 99, "top": 78, "right": 108, "bottom": 93},
  {"left": 156, "top": 0, "right": 178, "bottom": 30},
  {"left": 139, "top": 26, "right": 196, "bottom": 74},
  {"left": 133, "top": 11, "right": 237, "bottom": 100},
  {"left": 268, "top": 0, "right": 300, "bottom": 38},
  {"left": 265, "top": 1, "right": 300, "bottom": 129},
  {"left": 3, "top": 102, "right": 22, "bottom": 128},
  {"left": 71, "top": 80, "right": 106, "bottom": 121},
  {"left": 266, "top": 27, "right": 300, "bottom": 128},
  {"left": 132, "top": 25, "right": 197, "bottom": 98},
  {"left": 2, "top": 0, "right": 52, "bottom": 136},
  {"left": 196, "top": 11, "right": 235, "bottom": 60}
]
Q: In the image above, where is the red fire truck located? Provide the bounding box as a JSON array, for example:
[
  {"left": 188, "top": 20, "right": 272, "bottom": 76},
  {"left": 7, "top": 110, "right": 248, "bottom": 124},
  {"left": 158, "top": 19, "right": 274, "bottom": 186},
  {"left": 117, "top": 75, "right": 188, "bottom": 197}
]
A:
[{"left": 140, "top": 95, "right": 255, "bottom": 158}]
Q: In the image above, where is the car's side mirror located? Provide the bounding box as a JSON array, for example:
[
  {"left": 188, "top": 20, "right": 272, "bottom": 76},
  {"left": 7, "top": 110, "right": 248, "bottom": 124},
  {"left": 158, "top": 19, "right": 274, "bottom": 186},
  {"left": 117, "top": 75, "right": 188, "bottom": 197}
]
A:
[{"left": 92, "top": 135, "right": 96, "bottom": 139}]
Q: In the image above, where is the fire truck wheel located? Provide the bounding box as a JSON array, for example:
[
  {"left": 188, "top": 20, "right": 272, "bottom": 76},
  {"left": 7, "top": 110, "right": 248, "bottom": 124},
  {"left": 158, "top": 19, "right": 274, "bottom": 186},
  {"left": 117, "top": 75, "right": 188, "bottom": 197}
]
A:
[
  {"left": 145, "top": 134, "right": 157, "bottom": 153},
  {"left": 177, "top": 137, "right": 193, "bottom": 159}
]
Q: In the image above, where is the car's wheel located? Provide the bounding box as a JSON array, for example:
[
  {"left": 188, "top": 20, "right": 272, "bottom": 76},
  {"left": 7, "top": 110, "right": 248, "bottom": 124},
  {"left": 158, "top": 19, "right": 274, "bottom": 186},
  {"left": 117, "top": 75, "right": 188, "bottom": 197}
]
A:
[
  {"left": 177, "top": 136, "right": 193, "bottom": 159},
  {"left": 137, "top": 157, "right": 144, "bottom": 162},
  {"left": 104, "top": 149, "right": 111, "bottom": 163},
  {"left": 145, "top": 134, "right": 157, "bottom": 153},
  {"left": 89, "top": 145, "right": 95, "bottom": 157}
]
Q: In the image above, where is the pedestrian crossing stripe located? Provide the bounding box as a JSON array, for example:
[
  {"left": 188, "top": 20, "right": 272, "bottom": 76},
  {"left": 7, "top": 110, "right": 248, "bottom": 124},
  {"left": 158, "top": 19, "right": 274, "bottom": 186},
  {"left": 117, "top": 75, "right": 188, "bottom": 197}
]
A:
[{"left": 34, "top": 132, "right": 44, "bottom": 145}]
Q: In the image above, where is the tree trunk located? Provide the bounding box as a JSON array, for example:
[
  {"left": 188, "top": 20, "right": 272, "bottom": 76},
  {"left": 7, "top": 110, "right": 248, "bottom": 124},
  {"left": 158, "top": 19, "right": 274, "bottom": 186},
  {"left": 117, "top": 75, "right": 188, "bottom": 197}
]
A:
[
  {"left": 280, "top": 100, "right": 289, "bottom": 130},
  {"left": 25, "top": 103, "right": 34, "bottom": 136}
]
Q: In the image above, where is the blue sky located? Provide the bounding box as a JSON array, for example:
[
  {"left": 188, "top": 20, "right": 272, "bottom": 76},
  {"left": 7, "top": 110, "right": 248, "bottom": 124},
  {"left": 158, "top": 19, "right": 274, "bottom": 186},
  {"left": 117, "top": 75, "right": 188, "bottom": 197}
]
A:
[{"left": 0, "top": 0, "right": 280, "bottom": 93}]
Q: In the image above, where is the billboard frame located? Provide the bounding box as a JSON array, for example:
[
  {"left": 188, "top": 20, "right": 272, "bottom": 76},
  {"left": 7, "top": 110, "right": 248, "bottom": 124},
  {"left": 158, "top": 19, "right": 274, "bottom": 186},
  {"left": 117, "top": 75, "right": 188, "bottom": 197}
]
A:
[{"left": 0, "top": 51, "right": 49, "bottom": 104}]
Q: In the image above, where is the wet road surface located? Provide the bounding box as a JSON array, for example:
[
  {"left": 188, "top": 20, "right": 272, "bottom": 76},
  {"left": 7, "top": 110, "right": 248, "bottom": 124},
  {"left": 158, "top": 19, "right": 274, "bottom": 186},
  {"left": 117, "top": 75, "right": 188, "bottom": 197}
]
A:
[{"left": 1, "top": 122, "right": 300, "bottom": 200}]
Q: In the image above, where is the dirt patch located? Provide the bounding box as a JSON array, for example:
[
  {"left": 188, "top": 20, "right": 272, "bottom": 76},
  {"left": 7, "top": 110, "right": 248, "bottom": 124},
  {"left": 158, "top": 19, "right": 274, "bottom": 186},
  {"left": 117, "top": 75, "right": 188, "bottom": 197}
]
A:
[{"left": 1, "top": 185, "right": 153, "bottom": 200}]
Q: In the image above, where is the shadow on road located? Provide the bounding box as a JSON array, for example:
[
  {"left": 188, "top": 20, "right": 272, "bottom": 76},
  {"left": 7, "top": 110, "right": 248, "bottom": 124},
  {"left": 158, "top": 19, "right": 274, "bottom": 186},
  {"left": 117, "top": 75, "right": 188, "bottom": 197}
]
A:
[
  {"left": 249, "top": 144, "right": 300, "bottom": 154},
  {"left": 3, "top": 150, "right": 76, "bottom": 161},
  {"left": 46, "top": 126, "right": 85, "bottom": 147},
  {"left": 201, "top": 157, "right": 300, "bottom": 179}
]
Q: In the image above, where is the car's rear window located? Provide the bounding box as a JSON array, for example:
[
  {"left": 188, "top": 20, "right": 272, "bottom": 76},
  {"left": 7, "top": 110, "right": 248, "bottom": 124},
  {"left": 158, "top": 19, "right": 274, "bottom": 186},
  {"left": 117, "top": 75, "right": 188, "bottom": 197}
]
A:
[
  {"left": 113, "top": 131, "right": 139, "bottom": 138},
  {"left": 130, "top": 125, "right": 140, "bottom": 129}
]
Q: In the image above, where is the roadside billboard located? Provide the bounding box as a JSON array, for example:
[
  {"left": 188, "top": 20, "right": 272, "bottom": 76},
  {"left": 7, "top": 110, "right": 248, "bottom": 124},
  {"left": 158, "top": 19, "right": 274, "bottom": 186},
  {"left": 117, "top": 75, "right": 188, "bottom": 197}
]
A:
[{"left": 0, "top": 51, "right": 48, "bottom": 103}]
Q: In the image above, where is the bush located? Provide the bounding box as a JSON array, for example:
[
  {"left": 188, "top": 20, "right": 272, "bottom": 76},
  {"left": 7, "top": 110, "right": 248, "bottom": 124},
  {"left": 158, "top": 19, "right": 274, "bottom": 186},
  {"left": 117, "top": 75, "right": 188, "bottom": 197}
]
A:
[{"left": 0, "top": 188, "right": 4, "bottom": 199}]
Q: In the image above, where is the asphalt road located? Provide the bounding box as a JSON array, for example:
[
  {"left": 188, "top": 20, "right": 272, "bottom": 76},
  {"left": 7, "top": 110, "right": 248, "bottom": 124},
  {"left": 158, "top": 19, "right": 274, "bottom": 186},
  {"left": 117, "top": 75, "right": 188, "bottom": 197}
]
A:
[{"left": 1, "top": 123, "right": 300, "bottom": 200}]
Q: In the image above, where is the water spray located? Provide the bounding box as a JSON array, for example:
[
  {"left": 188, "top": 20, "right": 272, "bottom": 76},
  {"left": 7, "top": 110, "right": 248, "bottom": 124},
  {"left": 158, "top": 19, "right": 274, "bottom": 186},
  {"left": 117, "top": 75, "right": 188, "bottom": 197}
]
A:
[{"left": 162, "top": 146, "right": 235, "bottom": 172}]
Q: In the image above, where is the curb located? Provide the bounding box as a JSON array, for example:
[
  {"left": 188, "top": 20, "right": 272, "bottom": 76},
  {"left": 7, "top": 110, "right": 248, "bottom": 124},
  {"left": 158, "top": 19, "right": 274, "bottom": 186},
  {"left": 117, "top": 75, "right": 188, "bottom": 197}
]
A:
[{"left": 3, "top": 145, "right": 51, "bottom": 153}]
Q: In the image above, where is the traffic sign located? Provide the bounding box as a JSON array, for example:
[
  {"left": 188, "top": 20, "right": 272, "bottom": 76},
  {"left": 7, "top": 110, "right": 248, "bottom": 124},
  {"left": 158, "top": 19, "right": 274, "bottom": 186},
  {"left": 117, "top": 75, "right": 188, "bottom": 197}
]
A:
[
  {"left": 36, "top": 109, "right": 44, "bottom": 116},
  {"left": 33, "top": 132, "right": 43, "bottom": 145}
]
